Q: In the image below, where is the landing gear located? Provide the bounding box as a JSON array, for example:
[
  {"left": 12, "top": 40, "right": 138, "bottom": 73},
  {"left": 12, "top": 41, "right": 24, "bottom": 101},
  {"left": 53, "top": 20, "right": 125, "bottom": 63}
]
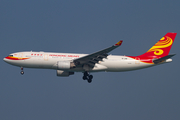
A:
[
  {"left": 21, "top": 71, "right": 24, "bottom": 75},
  {"left": 83, "top": 71, "right": 93, "bottom": 83},
  {"left": 20, "top": 67, "right": 24, "bottom": 75}
]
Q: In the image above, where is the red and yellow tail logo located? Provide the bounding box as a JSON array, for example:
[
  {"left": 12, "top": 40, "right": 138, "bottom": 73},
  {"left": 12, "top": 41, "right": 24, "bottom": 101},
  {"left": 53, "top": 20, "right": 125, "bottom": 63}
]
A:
[
  {"left": 129, "top": 32, "right": 177, "bottom": 64},
  {"left": 145, "top": 33, "right": 176, "bottom": 57}
]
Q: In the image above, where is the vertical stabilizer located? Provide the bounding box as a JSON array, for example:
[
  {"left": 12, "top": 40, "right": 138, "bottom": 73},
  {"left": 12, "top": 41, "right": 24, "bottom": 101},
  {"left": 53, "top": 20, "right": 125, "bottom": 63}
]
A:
[
  {"left": 129, "top": 32, "right": 177, "bottom": 64},
  {"left": 139, "top": 32, "right": 176, "bottom": 58}
]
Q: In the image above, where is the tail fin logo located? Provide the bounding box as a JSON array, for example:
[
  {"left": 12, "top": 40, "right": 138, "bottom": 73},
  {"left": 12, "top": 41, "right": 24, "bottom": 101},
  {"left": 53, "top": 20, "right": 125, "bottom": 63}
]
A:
[
  {"left": 147, "top": 36, "right": 173, "bottom": 56},
  {"left": 128, "top": 32, "right": 176, "bottom": 64}
]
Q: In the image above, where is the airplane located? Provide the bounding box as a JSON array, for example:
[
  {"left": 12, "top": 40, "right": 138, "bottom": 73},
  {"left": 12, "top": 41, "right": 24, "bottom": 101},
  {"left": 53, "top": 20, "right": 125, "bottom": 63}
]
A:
[{"left": 3, "top": 32, "right": 177, "bottom": 83}]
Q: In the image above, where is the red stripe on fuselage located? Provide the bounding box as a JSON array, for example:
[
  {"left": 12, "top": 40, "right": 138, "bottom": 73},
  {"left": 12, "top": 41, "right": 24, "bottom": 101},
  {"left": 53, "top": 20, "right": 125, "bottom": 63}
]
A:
[
  {"left": 5, "top": 56, "right": 30, "bottom": 60},
  {"left": 128, "top": 56, "right": 154, "bottom": 64}
]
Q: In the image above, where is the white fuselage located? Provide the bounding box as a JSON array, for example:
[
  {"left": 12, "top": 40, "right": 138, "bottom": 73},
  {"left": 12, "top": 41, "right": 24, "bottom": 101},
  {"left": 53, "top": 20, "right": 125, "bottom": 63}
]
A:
[
  {"left": 3, "top": 33, "right": 176, "bottom": 83},
  {"left": 4, "top": 51, "right": 157, "bottom": 72}
]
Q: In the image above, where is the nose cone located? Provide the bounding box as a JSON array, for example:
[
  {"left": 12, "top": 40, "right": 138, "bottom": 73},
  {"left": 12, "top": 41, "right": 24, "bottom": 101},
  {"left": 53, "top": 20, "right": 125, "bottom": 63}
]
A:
[
  {"left": 3, "top": 57, "right": 8, "bottom": 62},
  {"left": 3, "top": 57, "right": 14, "bottom": 65}
]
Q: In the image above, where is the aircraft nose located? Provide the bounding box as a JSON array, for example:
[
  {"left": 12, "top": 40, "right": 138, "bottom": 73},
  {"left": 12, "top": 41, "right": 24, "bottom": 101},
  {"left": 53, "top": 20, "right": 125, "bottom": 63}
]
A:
[{"left": 3, "top": 57, "right": 8, "bottom": 62}]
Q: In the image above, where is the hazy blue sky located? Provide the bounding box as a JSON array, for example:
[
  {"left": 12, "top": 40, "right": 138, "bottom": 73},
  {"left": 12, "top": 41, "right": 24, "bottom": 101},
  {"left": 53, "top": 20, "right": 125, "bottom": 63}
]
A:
[{"left": 1, "top": 0, "right": 180, "bottom": 120}]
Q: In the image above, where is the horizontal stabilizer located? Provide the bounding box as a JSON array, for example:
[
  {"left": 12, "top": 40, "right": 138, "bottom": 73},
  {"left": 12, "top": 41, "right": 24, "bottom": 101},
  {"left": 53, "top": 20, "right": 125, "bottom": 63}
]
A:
[{"left": 153, "top": 54, "right": 176, "bottom": 64}]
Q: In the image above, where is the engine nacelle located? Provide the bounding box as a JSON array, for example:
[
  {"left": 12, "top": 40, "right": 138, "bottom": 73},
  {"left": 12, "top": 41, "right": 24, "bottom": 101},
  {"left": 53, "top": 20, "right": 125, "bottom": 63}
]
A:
[
  {"left": 57, "top": 61, "right": 75, "bottom": 70},
  {"left": 56, "top": 70, "right": 74, "bottom": 77}
]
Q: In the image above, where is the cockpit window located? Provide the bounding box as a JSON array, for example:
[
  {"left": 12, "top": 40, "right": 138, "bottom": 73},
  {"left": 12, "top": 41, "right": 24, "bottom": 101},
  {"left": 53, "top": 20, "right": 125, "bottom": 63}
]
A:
[{"left": 8, "top": 55, "right": 13, "bottom": 57}]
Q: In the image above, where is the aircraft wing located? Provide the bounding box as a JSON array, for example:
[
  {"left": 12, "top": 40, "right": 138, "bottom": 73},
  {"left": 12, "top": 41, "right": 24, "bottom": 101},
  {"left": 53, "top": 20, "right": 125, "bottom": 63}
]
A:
[{"left": 73, "top": 40, "right": 123, "bottom": 67}]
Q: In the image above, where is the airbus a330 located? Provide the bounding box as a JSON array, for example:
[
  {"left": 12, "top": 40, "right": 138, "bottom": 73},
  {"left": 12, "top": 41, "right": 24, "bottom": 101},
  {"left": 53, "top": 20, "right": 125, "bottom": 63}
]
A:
[{"left": 3, "top": 32, "right": 177, "bottom": 83}]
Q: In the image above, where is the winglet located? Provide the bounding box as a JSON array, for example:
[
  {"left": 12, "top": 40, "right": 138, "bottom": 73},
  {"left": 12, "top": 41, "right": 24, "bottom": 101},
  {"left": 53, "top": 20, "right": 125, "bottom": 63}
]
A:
[{"left": 115, "top": 40, "right": 123, "bottom": 46}]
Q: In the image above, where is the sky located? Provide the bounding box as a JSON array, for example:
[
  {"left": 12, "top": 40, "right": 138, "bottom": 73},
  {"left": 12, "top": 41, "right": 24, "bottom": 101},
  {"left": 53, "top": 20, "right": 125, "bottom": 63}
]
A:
[{"left": 0, "top": 0, "right": 180, "bottom": 120}]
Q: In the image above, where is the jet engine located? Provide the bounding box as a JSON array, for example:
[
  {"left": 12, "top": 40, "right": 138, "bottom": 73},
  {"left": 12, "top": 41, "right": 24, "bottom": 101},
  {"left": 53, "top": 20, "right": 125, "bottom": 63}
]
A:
[
  {"left": 57, "top": 61, "right": 75, "bottom": 70},
  {"left": 56, "top": 70, "right": 74, "bottom": 77}
]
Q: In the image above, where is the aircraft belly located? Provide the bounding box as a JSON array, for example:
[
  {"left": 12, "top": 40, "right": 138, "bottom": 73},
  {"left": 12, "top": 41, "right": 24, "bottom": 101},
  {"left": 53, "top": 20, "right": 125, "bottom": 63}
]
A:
[{"left": 102, "top": 60, "right": 154, "bottom": 72}]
